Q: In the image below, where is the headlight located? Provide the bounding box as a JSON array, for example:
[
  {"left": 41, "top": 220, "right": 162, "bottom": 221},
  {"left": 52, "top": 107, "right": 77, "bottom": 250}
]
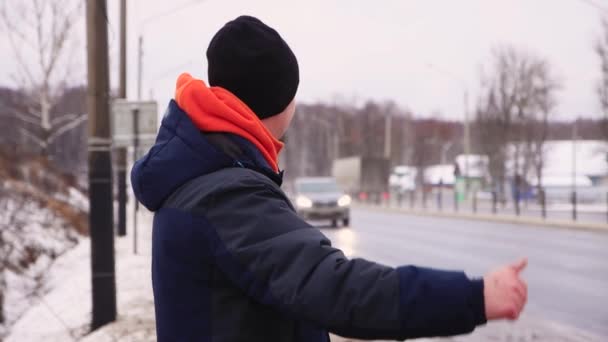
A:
[
  {"left": 296, "top": 195, "right": 313, "bottom": 208},
  {"left": 338, "top": 195, "right": 351, "bottom": 207}
]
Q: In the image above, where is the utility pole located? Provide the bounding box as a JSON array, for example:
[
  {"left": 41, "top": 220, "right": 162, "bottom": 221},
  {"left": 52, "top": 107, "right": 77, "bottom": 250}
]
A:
[
  {"left": 425, "top": 64, "right": 471, "bottom": 198},
  {"left": 132, "top": 108, "right": 140, "bottom": 254},
  {"left": 333, "top": 134, "right": 340, "bottom": 161},
  {"left": 116, "top": 149, "right": 127, "bottom": 235},
  {"left": 572, "top": 119, "right": 578, "bottom": 221},
  {"left": 463, "top": 90, "right": 471, "bottom": 195},
  {"left": 119, "top": 0, "right": 127, "bottom": 98},
  {"left": 384, "top": 113, "right": 392, "bottom": 160},
  {"left": 116, "top": 0, "right": 128, "bottom": 237},
  {"left": 86, "top": 0, "right": 117, "bottom": 330},
  {"left": 137, "top": 36, "right": 143, "bottom": 100}
]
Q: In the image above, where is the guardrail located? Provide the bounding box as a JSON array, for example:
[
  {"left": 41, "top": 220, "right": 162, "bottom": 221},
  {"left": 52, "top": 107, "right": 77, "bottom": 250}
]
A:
[{"left": 356, "top": 188, "right": 608, "bottom": 226}]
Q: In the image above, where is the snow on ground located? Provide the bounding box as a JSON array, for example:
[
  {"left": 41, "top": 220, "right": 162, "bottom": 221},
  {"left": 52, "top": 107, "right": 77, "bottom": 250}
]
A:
[
  {"left": 0, "top": 187, "right": 82, "bottom": 340},
  {"left": 542, "top": 140, "right": 608, "bottom": 180},
  {"left": 548, "top": 203, "right": 608, "bottom": 213},
  {"left": 6, "top": 236, "right": 155, "bottom": 342},
  {"left": 54, "top": 187, "right": 89, "bottom": 213},
  {"left": 6, "top": 241, "right": 91, "bottom": 342},
  {"left": 5, "top": 209, "right": 155, "bottom": 342}
]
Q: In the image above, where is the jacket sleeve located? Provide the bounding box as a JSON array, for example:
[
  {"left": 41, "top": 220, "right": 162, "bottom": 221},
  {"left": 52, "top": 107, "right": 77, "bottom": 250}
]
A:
[{"left": 201, "top": 178, "right": 486, "bottom": 340}]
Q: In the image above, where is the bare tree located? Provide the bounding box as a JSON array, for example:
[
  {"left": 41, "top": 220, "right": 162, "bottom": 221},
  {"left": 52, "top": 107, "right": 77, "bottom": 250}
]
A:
[
  {"left": 595, "top": 18, "right": 608, "bottom": 142},
  {"left": 527, "top": 74, "right": 559, "bottom": 197},
  {"left": 0, "top": 87, "right": 28, "bottom": 157},
  {"left": 475, "top": 90, "right": 507, "bottom": 199},
  {"left": 476, "top": 46, "right": 559, "bottom": 205},
  {"left": 0, "top": 0, "right": 85, "bottom": 156}
]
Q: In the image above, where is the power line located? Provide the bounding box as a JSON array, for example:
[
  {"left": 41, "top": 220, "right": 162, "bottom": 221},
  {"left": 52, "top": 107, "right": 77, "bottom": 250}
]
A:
[
  {"left": 139, "top": 0, "right": 207, "bottom": 32},
  {"left": 137, "top": 0, "right": 208, "bottom": 100},
  {"left": 149, "top": 59, "right": 199, "bottom": 83},
  {"left": 577, "top": 0, "right": 608, "bottom": 12}
]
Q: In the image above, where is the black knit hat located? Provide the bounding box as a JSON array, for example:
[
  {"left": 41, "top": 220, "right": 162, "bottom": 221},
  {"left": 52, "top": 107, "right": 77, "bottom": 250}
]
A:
[{"left": 207, "top": 16, "right": 299, "bottom": 119}]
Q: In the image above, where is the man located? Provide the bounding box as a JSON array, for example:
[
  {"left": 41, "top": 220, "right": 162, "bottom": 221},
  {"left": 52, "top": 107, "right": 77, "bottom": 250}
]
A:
[{"left": 132, "top": 15, "right": 527, "bottom": 342}]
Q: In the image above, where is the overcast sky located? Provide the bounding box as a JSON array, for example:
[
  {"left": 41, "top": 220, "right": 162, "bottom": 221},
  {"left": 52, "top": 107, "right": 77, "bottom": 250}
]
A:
[{"left": 0, "top": 0, "right": 606, "bottom": 120}]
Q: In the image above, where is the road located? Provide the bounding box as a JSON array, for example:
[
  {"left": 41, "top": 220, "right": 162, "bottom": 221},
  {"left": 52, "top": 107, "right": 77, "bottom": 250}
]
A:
[{"left": 318, "top": 208, "right": 608, "bottom": 338}]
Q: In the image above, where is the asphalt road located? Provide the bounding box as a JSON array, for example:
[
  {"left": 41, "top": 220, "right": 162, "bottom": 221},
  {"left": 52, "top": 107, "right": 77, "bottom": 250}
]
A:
[{"left": 317, "top": 208, "right": 608, "bottom": 338}]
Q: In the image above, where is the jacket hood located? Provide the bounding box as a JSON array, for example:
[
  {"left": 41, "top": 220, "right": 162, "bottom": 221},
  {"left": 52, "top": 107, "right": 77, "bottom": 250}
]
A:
[
  {"left": 131, "top": 100, "right": 282, "bottom": 211},
  {"left": 175, "top": 73, "right": 283, "bottom": 172}
]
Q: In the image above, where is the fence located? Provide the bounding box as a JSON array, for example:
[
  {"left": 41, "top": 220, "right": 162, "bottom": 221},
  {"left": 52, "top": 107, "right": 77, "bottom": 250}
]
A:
[{"left": 359, "top": 187, "right": 608, "bottom": 225}]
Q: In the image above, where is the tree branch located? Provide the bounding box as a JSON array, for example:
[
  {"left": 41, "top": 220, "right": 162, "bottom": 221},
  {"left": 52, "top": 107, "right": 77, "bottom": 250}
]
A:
[
  {"left": 0, "top": 111, "right": 40, "bottom": 127},
  {"left": 2, "top": 21, "right": 37, "bottom": 89},
  {"left": 50, "top": 113, "right": 78, "bottom": 128},
  {"left": 19, "top": 127, "right": 46, "bottom": 149},
  {"left": 47, "top": 113, "right": 86, "bottom": 144},
  {"left": 1, "top": 0, "right": 82, "bottom": 113}
]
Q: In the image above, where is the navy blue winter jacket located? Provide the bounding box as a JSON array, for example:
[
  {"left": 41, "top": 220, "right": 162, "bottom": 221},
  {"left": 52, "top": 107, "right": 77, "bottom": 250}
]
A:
[{"left": 131, "top": 100, "right": 486, "bottom": 341}]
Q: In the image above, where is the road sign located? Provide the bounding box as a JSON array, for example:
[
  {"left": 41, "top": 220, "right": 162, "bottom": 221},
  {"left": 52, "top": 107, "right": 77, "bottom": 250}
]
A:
[{"left": 111, "top": 99, "right": 158, "bottom": 147}]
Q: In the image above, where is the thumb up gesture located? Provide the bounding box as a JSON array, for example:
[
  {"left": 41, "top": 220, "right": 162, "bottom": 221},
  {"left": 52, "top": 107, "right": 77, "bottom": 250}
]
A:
[{"left": 484, "top": 258, "right": 528, "bottom": 320}]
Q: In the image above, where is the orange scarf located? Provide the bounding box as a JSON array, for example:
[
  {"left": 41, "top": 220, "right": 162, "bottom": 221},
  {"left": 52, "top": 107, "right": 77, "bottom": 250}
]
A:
[{"left": 175, "top": 73, "right": 283, "bottom": 172}]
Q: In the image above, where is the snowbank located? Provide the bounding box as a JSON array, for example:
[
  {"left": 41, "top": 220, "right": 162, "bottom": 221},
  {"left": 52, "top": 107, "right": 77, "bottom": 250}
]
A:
[
  {"left": 0, "top": 189, "right": 82, "bottom": 339},
  {"left": 6, "top": 211, "right": 155, "bottom": 342}
]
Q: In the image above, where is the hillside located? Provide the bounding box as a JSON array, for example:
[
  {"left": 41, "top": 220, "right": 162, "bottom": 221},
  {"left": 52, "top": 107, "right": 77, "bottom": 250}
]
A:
[{"left": 0, "top": 149, "right": 88, "bottom": 340}]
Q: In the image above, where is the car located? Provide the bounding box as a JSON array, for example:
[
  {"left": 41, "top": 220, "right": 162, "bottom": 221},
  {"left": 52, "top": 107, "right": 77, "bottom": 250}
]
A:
[
  {"left": 389, "top": 166, "right": 416, "bottom": 193},
  {"left": 293, "top": 177, "right": 351, "bottom": 227}
]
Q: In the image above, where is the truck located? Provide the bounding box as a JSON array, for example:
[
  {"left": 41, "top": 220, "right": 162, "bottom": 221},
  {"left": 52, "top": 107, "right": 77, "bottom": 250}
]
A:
[{"left": 331, "top": 156, "right": 390, "bottom": 202}]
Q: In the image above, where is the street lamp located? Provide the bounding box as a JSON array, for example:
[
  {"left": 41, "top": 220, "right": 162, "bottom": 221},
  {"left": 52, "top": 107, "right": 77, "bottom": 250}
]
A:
[
  {"left": 307, "top": 115, "right": 340, "bottom": 161},
  {"left": 440, "top": 141, "right": 454, "bottom": 165},
  {"left": 571, "top": 118, "right": 578, "bottom": 221},
  {"left": 426, "top": 63, "right": 471, "bottom": 194}
]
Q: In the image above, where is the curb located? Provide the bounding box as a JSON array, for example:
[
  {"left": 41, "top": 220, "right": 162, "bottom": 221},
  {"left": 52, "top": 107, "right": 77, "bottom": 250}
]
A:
[{"left": 354, "top": 204, "right": 608, "bottom": 233}]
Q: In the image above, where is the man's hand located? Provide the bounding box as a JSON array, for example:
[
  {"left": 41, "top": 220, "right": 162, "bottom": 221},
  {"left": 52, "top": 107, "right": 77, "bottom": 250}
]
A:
[{"left": 484, "top": 258, "right": 528, "bottom": 321}]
